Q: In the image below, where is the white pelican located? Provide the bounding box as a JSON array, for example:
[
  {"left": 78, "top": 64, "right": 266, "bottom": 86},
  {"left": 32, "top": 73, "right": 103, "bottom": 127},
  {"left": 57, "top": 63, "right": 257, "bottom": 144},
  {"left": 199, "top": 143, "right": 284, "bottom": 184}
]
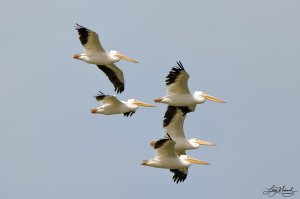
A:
[
  {"left": 141, "top": 135, "right": 209, "bottom": 183},
  {"left": 154, "top": 61, "right": 225, "bottom": 112},
  {"left": 163, "top": 106, "right": 215, "bottom": 155},
  {"left": 90, "top": 91, "right": 155, "bottom": 116},
  {"left": 73, "top": 24, "right": 138, "bottom": 94}
]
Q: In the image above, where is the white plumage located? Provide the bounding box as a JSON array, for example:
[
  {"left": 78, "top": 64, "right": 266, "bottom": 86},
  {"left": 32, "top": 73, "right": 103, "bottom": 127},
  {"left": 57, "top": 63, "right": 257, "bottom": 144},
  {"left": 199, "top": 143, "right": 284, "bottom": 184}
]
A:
[
  {"left": 154, "top": 61, "right": 225, "bottom": 112},
  {"left": 163, "top": 106, "right": 215, "bottom": 155},
  {"left": 90, "top": 91, "right": 155, "bottom": 116},
  {"left": 141, "top": 136, "right": 209, "bottom": 183},
  {"left": 74, "top": 24, "right": 138, "bottom": 93}
]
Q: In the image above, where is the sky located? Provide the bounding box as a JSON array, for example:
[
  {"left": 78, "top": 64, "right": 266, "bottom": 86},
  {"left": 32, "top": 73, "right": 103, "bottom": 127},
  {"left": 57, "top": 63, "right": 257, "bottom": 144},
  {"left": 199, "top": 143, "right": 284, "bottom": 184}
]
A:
[{"left": 0, "top": 0, "right": 299, "bottom": 198}]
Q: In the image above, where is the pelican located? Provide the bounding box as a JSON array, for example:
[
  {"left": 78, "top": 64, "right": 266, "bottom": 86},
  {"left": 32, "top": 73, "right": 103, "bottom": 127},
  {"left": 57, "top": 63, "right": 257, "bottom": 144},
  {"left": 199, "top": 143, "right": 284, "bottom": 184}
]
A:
[
  {"left": 73, "top": 24, "right": 138, "bottom": 94},
  {"left": 162, "top": 106, "right": 215, "bottom": 155},
  {"left": 90, "top": 91, "right": 155, "bottom": 116},
  {"left": 154, "top": 61, "right": 225, "bottom": 112},
  {"left": 141, "top": 135, "right": 209, "bottom": 183}
]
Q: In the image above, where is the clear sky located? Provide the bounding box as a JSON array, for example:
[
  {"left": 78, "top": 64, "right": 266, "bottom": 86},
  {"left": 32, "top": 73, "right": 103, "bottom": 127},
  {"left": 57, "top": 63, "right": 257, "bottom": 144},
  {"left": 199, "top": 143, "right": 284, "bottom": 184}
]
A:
[{"left": 0, "top": 0, "right": 299, "bottom": 198}]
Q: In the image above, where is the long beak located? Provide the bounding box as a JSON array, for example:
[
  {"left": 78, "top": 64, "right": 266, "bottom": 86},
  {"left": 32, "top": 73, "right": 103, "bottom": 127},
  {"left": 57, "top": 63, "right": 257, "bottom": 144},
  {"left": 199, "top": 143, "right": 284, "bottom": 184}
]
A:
[
  {"left": 115, "top": 52, "right": 139, "bottom": 63},
  {"left": 134, "top": 100, "right": 155, "bottom": 107},
  {"left": 195, "top": 139, "right": 216, "bottom": 146},
  {"left": 203, "top": 93, "right": 225, "bottom": 103},
  {"left": 186, "top": 157, "right": 210, "bottom": 165}
]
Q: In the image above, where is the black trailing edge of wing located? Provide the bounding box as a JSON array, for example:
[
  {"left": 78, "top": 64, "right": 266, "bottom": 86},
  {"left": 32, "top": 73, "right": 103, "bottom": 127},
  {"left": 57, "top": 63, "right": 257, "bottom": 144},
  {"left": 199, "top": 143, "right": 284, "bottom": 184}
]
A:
[
  {"left": 163, "top": 106, "right": 191, "bottom": 127},
  {"left": 165, "top": 61, "right": 185, "bottom": 86},
  {"left": 170, "top": 169, "right": 187, "bottom": 183},
  {"left": 153, "top": 138, "right": 169, "bottom": 149},
  {"left": 154, "top": 134, "right": 172, "bottom": 149},
  {"left": 163, "top": 106, "right": 177, "bottom": 127},
  {"left": 177, "top": 106, "right": 192, "bottom": 116},
  {"left": 97, "top": 65, "right": 125, "bottom": 94},
  {"left": 123, "top": 111, "right": 136, "bottom": 117},
  {"left": 75, "top": 23, "right": 90, "bottom": 46}
]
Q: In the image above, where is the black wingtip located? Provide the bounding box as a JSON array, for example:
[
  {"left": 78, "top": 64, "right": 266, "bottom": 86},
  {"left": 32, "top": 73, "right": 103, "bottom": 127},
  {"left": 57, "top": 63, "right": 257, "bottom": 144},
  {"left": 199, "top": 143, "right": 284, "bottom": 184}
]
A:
[
  {"left": 94, "top": 91, "right": 106, "bottom": 101},
  {"left": 75, "top": 23, "right": 82, "bottom": 29},
  {"left": 98, "top": 91, "right": 105, "bottom": 95},
  {"left": 170, "top": 169, "right": 187, "bottom": 183},
  {"left": 75, "top": 23, "right": 87, "bottom": 29},
  {"left": 165, "top": 133, "right": 172, "bottom": 140},
  {"left": 123, "top": 111, "right": 135, "bottom": 117},
  {"left": 176, "top": 61, "right": 184, "bottom": 69},
  {"left": 97, "top": 65, "right": 125, "bottom": 95},
  {"left": 163, "top": 106, "right": 176, "bottom": 128},
  {"left": 165, "top": 61, "right": 186, "bottom": 86},
  {"left": 115, "top": 85, "right": 125, "bottom": 94},
  {"left": 153, "top": 138, "right": 169, "bottom": 149}
]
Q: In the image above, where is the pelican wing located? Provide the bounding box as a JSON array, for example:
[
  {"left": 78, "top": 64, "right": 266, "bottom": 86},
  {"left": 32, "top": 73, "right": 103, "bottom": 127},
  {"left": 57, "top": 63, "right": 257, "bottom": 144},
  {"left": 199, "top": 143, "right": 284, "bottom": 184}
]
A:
[
  {"left": 123, "top": 111, "right": 136, "bottom": 117},
  {"left": 75, "top": 23, "right": 105, "bottom": 53},
  {"left": 97, "top": 64, "right": 125, "bottom": 94},
  {"left": 163, "top": 106, "right": 188, "bottom": 140},
  {"left": 166, "top": 61, "right": 190, "bottom": 95},
  {"left": 153, "top": 138, "right": 177, "bottom": 159},
  {"left": 170, "top": 168, "right": 188, "bottom": 183},
  {"left": 95, "top": 91, "right": 122, "bottom": 106}
]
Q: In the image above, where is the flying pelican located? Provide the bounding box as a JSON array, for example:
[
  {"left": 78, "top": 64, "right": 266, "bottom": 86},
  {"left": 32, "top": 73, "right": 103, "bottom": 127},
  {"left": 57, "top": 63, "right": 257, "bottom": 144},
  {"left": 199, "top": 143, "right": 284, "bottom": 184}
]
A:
[
  {"left": 154, "top": 61, "right": 225, "bottom": 112},
  {"left": 90, "top": 91, "right": 155, "bottom": 116},
  {"left": 141, "top": 135, "right": 209, "bottom": 183},
  {"left": 73, "top": 24, "right": 138, "bottom": 94},
  {"left": 162, "top": 106, "right": 215, "bottom": 155}
]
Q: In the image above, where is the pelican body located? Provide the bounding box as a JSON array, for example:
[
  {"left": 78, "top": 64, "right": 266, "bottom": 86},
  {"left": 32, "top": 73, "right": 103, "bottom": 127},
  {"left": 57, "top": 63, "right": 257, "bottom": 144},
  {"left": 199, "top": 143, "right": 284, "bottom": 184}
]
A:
[
  {"left": 163, "top": 106, "right": 215, "bottom": 155},
  {"left": 91, "top": 91, "right": 155, "bottom": 117},
  {"left": 155, "top": 61, "right": 225, "bottom": 111},
  {"left": 142, "top": 136, "right": 209, "bottom": 183},
  {"left": 74, "top": 24, "right": 138, "bottom": 93}
]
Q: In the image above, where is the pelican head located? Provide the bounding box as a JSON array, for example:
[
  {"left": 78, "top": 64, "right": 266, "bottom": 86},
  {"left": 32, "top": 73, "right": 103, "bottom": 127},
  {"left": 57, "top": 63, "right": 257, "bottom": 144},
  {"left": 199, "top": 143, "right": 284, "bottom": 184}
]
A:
[
  {"left": 194, "top": 91, "right": 225, "bottom": 104},
  {"left": 127, "top": 99, "right": 155, "bottom": 108},
  {"left": 109, "top": 50, "right": 139, "bottom": 63},
  {"left": 180, "top": 155, "right": 210, "bottom": 165},
  {"left": 189, "top": 138, "right": 216, "bottom": 148}
]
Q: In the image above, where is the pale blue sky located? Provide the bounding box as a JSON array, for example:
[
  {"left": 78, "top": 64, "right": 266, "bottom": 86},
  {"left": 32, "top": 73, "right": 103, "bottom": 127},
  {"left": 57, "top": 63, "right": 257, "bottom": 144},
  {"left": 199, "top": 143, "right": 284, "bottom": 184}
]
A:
[{"left": 0, "top": 0, "right": 299, "bottom": 198}]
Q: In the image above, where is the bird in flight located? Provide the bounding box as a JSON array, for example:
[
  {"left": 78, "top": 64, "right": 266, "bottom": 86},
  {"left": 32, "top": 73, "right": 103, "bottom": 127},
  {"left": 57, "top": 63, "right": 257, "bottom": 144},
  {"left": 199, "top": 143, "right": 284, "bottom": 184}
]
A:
[
  {"left": 154, "top": 61, "right": 225, "bottom": 112},
  {"left": 162, "top": 106, "right": 215, "bottom": 156},
  {"left": 74, "top": 24, "right": 138, "bottom": 94},
  {"left": 90, "top": 91, "right": 155, "bottom": 116},
  {"left": 141, "top": 135, "right": 209, "bottom": 183}
]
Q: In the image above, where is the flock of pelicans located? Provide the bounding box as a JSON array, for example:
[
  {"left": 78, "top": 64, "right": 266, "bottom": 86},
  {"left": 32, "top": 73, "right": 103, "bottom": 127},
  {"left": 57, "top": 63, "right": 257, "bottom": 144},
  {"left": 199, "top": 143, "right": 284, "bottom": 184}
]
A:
[{"left": 73, "top": 24, "right": 225, "bottom": 183}]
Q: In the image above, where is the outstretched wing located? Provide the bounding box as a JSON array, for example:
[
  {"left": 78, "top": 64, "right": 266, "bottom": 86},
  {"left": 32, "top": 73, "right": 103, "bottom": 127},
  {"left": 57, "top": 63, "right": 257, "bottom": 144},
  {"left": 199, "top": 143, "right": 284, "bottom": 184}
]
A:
[
  {"left": 163, "top": 106, "right": 189, "bottom": 140},
  {"left": 166, "top": 61, "right": 190, "bottom": 95},
  {"left": 153, "top": 138, "right": 177, "bottom": 159},
  {"left": 75, "top": 23, "right": 106, "bottom": 53},
  {"left": 97, "top": 64, "right": 125, "bottom": 94},
  {"left": 95, "top": 91, "right": 122, "bottom": 106}
]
